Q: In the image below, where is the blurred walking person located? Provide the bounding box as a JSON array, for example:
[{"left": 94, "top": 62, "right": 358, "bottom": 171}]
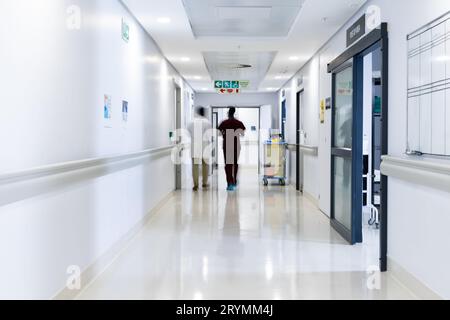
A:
[
  {"left": 218, "top": 107, "right": 246, "bottom": 191},
  {"left": 188, "top": 106, "right": 212, "bottom": 191}
]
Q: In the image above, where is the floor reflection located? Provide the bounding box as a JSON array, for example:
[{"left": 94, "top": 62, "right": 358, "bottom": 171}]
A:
[{"left": 76, "top": 168, "right": 416, "bottom": 300}]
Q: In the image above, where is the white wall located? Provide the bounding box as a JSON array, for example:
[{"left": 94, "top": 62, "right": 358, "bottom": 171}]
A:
[
  {"left": 237, "top": 108, "right": 260, "bottom": 167},
  {"left": 280, "top": 57, "right": 321, "bottom": 200},
  {"left": 279, "top": 0, "right": 450, "bottom": 298},
  {"left": 0, "top": 0, "right": 193, "bottom": 299},
  {"left": 196, "top": 92, "right": 279, "bottom": 129}
]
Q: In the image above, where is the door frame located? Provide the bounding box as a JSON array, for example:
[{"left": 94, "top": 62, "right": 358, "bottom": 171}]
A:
[
  {"left": 296, "top": 90, "right": 304, "bottom": 192},
  {"left": 328, "top": 23, "right": 389, "bottom": 271},
  {"left": 174, "top": 84, "right": 182, "bottom": 190},
  {"left": 281, "top": 100, "right": 287, "bottom": 140},
  {"left": 211, "top": 106, "right": 262, "bottom": 174},
  {"left": 211, "top": 111, "right": 219, "bottom": 173}
]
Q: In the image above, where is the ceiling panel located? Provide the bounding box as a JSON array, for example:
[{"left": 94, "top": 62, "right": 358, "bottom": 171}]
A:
[
  {"left": 183, "top": 0, "right": 306, "bottom": 38},
  {"left": 203, "top": 51, "right": 277, "bottom": 90},
  {"left": 123, "top": 0, "right": 369, "bottom": 92}
]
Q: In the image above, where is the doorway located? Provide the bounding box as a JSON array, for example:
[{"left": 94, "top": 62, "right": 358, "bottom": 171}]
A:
[
  {"left": 296, "top": 90, "right": 304, "bottom": 192},
  {"left": 328, "top": 23, "right": 388, "bottom": 271},
  {"left": 211, "top": 107, "right": 263, "bottom": 186},
  {"left": 174, "top": 85, "right": 182, "bottom": 190}
]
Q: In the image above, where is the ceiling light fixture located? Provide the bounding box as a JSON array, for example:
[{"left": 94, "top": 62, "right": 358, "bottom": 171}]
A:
[
  {"left": 289, "top": 56, "right": 300, "bottom": 61},
  {"left": 181, "top": 57, "right": 191, "bottom": 62},
  {"left": 157, "top": 17, "right": 171, "bottom": 24}
]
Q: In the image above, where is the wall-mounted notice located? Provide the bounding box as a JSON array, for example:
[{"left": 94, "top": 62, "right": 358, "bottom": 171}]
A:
[
  {"left": 407, "top": 12, "right": 450, "bottom": 156},
  {"left": 320, "top": 99, "right": 325, "bottom": 124},
  {"left": 122, "top": 101, "right": 129, "bottom": 122},
  {"left": 104, "top": 94, "right": 112, "bottom": 128},
  {"left": 104, "top": 95, "right": 112, "bottom": 120}
]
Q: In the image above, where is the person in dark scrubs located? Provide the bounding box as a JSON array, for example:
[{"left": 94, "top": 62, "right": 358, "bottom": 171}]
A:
[{"left": 218, "top": 107, "right": 246, "bottom": 191}]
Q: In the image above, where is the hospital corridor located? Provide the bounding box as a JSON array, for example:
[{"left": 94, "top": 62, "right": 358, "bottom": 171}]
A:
[
  {"left": 74, "top": 168, "right": 413, "bottom": 300},
  {"left": 1, "top": 0, "right": 450, "bottom": 306}
]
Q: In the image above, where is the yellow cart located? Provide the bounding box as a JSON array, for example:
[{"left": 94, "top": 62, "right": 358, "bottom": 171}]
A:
[{"left": 262, "top": 141, "right": 287, "bottom": 186}]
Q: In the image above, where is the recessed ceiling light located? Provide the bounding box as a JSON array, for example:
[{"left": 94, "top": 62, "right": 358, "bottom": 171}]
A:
[
  {"left": 289, "top": 56, "right": 300, "bottom": 61},
  {"left": 266, "top": 87, "right": 276, "bottom": 91},
  {"left": 181, "top": 57, "right": 191, "bottom": 62},
  {"left": 194, "top": 76, "right": 202, "bottom": 80},
  {"left": 275, "top": 75, "right": 289, "bottom": 80},
  {"left": 157, "top": 17, "right": 171, "bottom": 24},
  {"left": 201, "top": 88, "right": 208, "bottom": 91}
]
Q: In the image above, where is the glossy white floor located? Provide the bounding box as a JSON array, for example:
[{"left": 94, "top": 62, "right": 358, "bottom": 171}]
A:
[{"left": 76, "top": 167, "right": 417, "bottom": 300}]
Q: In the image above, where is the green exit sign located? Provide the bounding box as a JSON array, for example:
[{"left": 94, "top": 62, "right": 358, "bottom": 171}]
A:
[
  {"left": 215, "top": 80, "right": 250, "bottom": 90},
  {"left": 122, "top": 18, "right": 130, "bottom": 43}
]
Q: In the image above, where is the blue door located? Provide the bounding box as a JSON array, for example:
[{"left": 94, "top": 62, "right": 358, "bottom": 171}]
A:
[{"left": 330, "top": 58, "right": 364, "bottom": 244}]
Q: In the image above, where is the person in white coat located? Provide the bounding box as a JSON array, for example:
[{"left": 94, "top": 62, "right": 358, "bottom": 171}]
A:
[{"left": 188, "top": 106, "right": 212, "bottom": 191}]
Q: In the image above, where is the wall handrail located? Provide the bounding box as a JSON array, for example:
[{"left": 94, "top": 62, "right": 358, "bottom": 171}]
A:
[
  {"left": 287, "top": 144, "right": 319, "bottom": 156},
  {"left": 0, "top": 145, "right": 176, "bottom": 185},
  {"left": 381, "top": 155, "right": 450, "bottom": 192}
]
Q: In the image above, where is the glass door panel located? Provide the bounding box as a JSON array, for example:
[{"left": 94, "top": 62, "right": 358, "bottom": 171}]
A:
[{"left": 331, "top": 61, "right": 355, "bottom": 243}]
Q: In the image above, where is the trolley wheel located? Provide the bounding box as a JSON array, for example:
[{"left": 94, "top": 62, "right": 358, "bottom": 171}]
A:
[
  {"left": 280, "top": 179, "right": 286, "bottom": 186},
  {"left": 263, "top": 179, "right": 269, "bottom": 186}
]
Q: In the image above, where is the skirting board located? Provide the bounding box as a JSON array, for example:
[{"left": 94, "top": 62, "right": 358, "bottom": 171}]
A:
[
  {"left": 303, "top": 190, "right": 319, "bottom": 208},
  {"left": 388, "top": 257, "right": 442, "bottom": 300},
  {"left": 53, "top": 191, "right": 175, "bottom": 300}
]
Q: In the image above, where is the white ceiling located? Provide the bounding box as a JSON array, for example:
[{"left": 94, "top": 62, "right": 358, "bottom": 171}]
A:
[
  {"left": 122, "top": 0, "right": 367, "bottom": 93},
  {"left": 183, "top": 0, "right": 305, "bottom": 38},
  {"left": 204, "top": 51, "right": 277, "bottom": 90}
]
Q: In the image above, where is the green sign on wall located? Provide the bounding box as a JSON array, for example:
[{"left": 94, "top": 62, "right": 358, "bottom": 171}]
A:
[
  {"left": 239, "top": 80, "right": 250, "bottom": 89},
  {"left": 214, "top": 80, "right": 250, "bottom": 90},
  {"left": 122, "top": 18, "right": 130, "bottom": 43}
]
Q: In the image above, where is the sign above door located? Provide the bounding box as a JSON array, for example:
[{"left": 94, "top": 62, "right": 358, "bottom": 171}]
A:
[{"left": 346, "top": 14, "right": 366, "bottom": 47}]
